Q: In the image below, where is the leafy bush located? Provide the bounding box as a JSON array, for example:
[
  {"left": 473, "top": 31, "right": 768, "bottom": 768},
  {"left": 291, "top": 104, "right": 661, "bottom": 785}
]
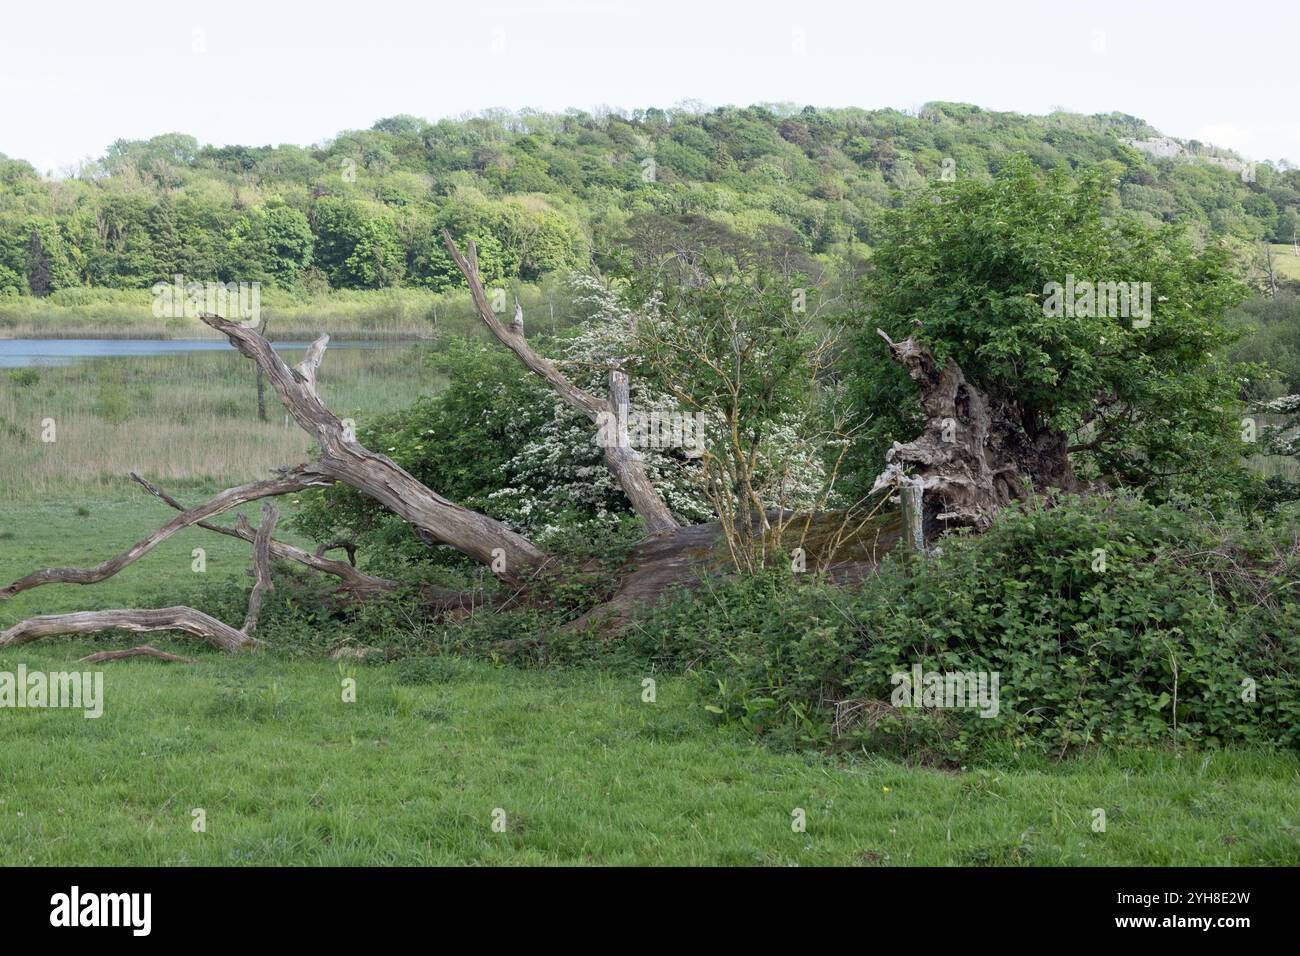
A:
[
  {"left": 294, "top": 276, "right": 830, "bottom": 570},
  {"left": 634, "top": 493, "right": 1300, "bottom": 760},
  {"left": 844, "top": 156, "right": 1250, "bottom": 504}
]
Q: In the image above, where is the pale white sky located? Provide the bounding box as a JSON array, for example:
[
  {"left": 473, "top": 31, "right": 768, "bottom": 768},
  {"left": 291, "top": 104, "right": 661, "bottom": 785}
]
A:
[{"left": 2, "top": 0, "right": 1296, "bottom": 174}]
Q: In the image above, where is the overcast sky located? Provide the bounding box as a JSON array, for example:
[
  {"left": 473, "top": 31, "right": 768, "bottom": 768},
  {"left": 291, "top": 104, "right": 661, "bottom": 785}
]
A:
[{"left": 3, "top": 0, "right": 1296, "bottom": 174}]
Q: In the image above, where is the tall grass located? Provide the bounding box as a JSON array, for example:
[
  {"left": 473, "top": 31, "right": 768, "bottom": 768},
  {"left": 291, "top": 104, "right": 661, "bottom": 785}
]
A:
[{"left": 0, "top": 345, "right": 443, "bottom": 499}]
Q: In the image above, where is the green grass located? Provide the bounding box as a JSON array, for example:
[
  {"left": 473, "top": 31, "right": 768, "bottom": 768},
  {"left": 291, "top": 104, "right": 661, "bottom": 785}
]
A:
[
  {"left": 1, "top": 645, "right": 1297, "bottom": 866},
  {"left": 1269, "top": 244, "right": 1300, "bottom": 283},
  {"left": 1, "top": 492, "right": 1298, "bottom": 866}
]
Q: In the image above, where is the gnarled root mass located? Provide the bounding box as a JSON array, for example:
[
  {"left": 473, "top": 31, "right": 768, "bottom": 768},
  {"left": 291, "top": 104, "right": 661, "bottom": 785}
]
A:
[{"left": 871, "top": 330, "right": 1082, "bottom": 533}]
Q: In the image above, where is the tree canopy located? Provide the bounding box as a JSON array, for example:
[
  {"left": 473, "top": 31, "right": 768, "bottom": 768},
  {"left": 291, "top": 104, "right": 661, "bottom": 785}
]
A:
[
  {"left": 0, "top": 103, "right": 1296, "bottom": 298},
  {"left": 847, "top": 156, "right": 1251, "bottom": 500}
]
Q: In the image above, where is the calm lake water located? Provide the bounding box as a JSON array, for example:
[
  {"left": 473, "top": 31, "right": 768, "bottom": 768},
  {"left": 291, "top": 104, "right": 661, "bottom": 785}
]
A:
[{"left": 0, "top": 339, "right": 394, "bottom": 368}]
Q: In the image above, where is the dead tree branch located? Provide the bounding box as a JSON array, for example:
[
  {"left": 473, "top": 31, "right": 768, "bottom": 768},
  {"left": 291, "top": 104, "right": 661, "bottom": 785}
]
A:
[
  {"left": 0, "top": 314, "right": 542, "bottom": 651},
  {"left": 1, "top": 508, "right": 283, "bottom": 655},
  {"left": 0, "top": 470, "right": 326, "bottom": 601},
  {"left": 128, "top": 473, "right": 395, "bottom": 596},
  {"left": 238, "top": 502, "right": 278, "bottom": 635},
  {"left": 314, "top": 539, "right": 358, "bottom": 566},
  {"left": 441, "top": 231, "right": 680, "bottom": 535},
  {"left": 0, "top": 608, "right": 253, "bottom": 652},
  {"left": 198, "top": 312, "right": 547, "bottom": 580}
]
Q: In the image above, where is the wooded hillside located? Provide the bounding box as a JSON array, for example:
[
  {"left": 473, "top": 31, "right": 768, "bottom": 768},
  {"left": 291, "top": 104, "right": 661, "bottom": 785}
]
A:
[{"left": 3, "top": 102, "right": 1297, "bottom": 297}]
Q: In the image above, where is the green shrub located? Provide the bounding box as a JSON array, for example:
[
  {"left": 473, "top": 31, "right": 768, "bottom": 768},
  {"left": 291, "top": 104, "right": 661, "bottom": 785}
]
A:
[{"left": 636, "top": 493, "right": 1300, "bottom": 760}]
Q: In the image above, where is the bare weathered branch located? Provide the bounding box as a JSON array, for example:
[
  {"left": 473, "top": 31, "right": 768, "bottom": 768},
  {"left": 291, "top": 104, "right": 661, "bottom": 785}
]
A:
[
  {"left": 0, "top": 470, "right": 326, "bottom": 601},
  {"left": 295, "top": 334, "right": 329, "bottom": 395},
  {"left": 199, "top": 311, "right": 547, "bottom": 580},
  {"left": 129, "top": 473, "right": 395, "bottom": 595},
  {"left": 0, "top": 608, "right": 253, "bottom": 652},
  {"left": 239, "top": 502, "right": 278, "bottom": 635},
  {"left": 441, "top": 232, "right": 679, "bottom": 535},
  {"left": 441, "top": 234, "right": 604, "bottom": 414},
  {"left": 314, "top": 539, "right": 358, "bottom": 566},
  {"left": 5, "top": 501, "right": 280, "bottom": 654},
  {"left": 602, "top": 368, "right": 679, "bottom": 533}
]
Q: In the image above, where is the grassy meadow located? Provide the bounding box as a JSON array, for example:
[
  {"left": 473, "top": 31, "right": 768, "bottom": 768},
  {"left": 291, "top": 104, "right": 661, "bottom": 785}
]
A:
[
  {"left": 0, "top": 496, "right": 1296, "bottom": 866},
  {"left": 0, "top": 327, "right": 1298, "bottom": 867},
  {"left": 0, "top": 345, "right": 441, "bottom": 498},
  {"left": 0, "top": 283, "right": 573, "bottom": 342},
  {"left": 4, "top": 638, "right": 1298, "bottom": 865}
]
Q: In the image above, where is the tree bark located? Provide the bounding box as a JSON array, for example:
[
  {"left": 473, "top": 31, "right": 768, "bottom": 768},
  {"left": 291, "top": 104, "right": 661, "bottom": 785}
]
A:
[
  {"left": 2, "top": 499, "right": 285, "bottom": 654},
  {"left": 238, "top": 503, "right": 278, "bottom": 635},
  {"left": 255, "top": 316, "right": 271, "bottom": 422},
  {"left": 603, "top": 369, "right": 680, "bottom": 534},
  {"left": 0, "top": 470, "right": 325, "bottom": 601},
  {"left": 129, "top": 473, "right": 396, "bottom": 596}
]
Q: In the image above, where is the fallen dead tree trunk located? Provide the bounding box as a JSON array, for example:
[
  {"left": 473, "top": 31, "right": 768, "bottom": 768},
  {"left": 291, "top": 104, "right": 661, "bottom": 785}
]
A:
[
  {"left": 571, "top": 508, "right": 903, "bottom": 633},
  {"left": 199, "top": 312, "right": 548, "bottom": 580},
  {"left": 0, "top": 506, "right": 283, "bottom": 654},
  {"left": 0, "top": 313, "right": 548, "bottom": 651}
]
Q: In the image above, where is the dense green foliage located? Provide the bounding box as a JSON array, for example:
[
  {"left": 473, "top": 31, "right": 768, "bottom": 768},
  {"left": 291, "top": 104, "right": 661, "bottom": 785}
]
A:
[
  {"left": 845, "top": 157, "right": 1253, "bottom": 500},
  {"left": 2, "top": 103, "right": 1298, "bottom": 297},
  {"left": 630, "top": 494, "right": 1300, "bottom": 759},
  {"left": 1228, "top": 290, "right": 1300, "bottom": 397}
]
